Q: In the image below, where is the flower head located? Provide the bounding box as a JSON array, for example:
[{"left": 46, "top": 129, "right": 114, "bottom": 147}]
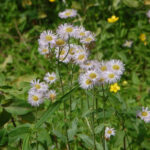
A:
[
  {"left": 38, "top": 30, "right": 57, "bottom": 46},
  {"left": 107, "top": 59, "right": 125, "bottom": 75},
  {"left": 105, "top": 127, "right": 115, "bottom": 140},
  {"left": 59, "top": 9, "right": 77, "bottom": 19},
  {"left": 137, "top": 107, "right": 150, "bottom": 123},
  {"left": 107, "top": 15, "right": 119, "bottom": 23},
  {"left": 123, "top": 40, "right": 133, "bottom": 48},
  {"left": 44, "top": 72, "right": 57, "bottom": 84},
  {"left": 38, "top": 45, "right": 49, "bottom": 55},
  {"left": 79, "top": 74, "right": 94, "bottom": 89},
  {"left": 30, "top": 79, "right": 48, "bottom": 93},
  {"left": 28, "top": 89, "right": 44, "bottom": 107},
  {"left": 46, "top": 90, "right": 56, "bottom": 101},
  {"left": 56, "top": 23, "right": 75, "bottom": 40},
  {"left": 110, "top": 83, "right": 120, "bottom": 93},
  {"left": 139, "top": 33, "right": 146, "bottom": 41},
  {"left": 146, "top": 10, "right": 150, "bottom": 18}
]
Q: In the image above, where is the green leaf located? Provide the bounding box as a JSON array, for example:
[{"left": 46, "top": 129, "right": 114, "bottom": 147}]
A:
[
  {"left": 0, "top": 129, "right": 8, "bottom": 146},
  {"left": 123, "top": 0, "right": 140, "bottom": 7},
  {"left": 132, "top": 72, "right": 140, "bottom": 85},
  {"left": 68, "top": 118, "right": 78, "bottom": 141},
  {"left": 22, "top": 134, "right": 31, "bottom": 150},
  {"left": 0, "top": 109, "right": 11, "bottom": 127},
  {"left": 78, "top": 134, "right": 93, "bottom": 148},
  {"left": 35, "top": 86, "right": 78, "bottom": 128},
  {"left": 113, "top": 0, "right": 121, "bottom": 10},
  {"left": 8, "top": 124, "right": 31, "bottom": 143},
  {"left": 95, "top": 124, "right": 104, "bottom": 134},
  {"left": 4, "top": 100, "right": 32, "bottom": 115}
]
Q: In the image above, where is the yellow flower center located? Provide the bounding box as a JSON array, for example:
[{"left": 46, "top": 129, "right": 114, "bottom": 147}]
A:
[
  {"left": 65, "top": 12, "right": 71, "bottom": 16},
  {"left": 78, "top": 54, "right": 85, "bottom": 60},
  {"left": 42, "top": 49, "right": 48, "bottom": 53},
  {"left": 107, "top": 130, "right": 112, "bottom": 134},
  {"left": 140, "top": 33, "right": 146, "bottom": 41},
  {"left": 89, "top": 73, "right": 97, "bottom": 79},
  {"left": 99, "top": 78, "right": 104, "bottom": 82},
  {"left": 32, "top": 95, "right": 39, "bottom": 101},
  {"left": 80, "top": 32, "right": 85, "bottom": 36},
  {"left": 85, "top": 37, "right": 92, "bottom": 42},
  {"left": 100, "top": 66, "right": 107, "bottom": 71},
  {"left": 109, "top": 73, "right": 115, "bottom": 79},
  {"left": 60, "top": 50, "right": 65, "bottom": 55},
  {"left": 49, "top": 94, "right": 56, "bottom": 100},
  {"left": 113, "top": 65, "right": 120, "bottom": 70},
  {"left": 66, "top": 27, "right": 73, "bottom": 33},
  {"left": 56, "top": 39, "right": 65, "bottom": 46},
  {"left": 35, "top": 84, "right": 41, "bottom": 89},
  {"left": 141, "top": 111, "right": 148, "bottom": 117},
  {"left": 69, "top": 48, "right": 74, "bottom": 55},
  {"left": 45, "top": 35, "right": 53, "bottom": 41},
  {"left": 85, "top": 79, "right": 92, "bottom": 85},
  {"left": 49, "top": 76, "right": 54, "bottom": 81}
]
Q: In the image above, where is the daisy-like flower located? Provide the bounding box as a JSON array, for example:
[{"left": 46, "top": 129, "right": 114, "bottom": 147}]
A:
[
  {"left": 80, "top": 32, "right": 95, "bottom": 44},
  {"left": 110, "top": 83, "right": 120, "bottom": 93},
  {"left": 38, "top": 30, "right": 57, "bottom": 46},
  {"left": 97, "top": 74, "right": 106, "bottom": 85},
  {"left": 55, "top": 38, "right": 66, "bottom": 47},
  {"left": 38, "top": 45, "right": 49, "bottom": 55},
  {"left": 107, "top": 59, "right": 125, "bottom": 75},
  {"left": 146, "top": 10, "right": 150, "bottom": 18},
  {"left": 85, "top": 69, "right": 99, "bottom": 83},
  {"left": 79, "top": 74, "right": 94, "bottom": 89},
  {"left": 56, "top": 23, "right": 75, "bottom": 40},
  {"left": 80, "top": 60, "right": 95, "bottom": 70},
  {"left": 105, "top": 127, "right": 115, "bottom": 140},
  {"left": 74, "top": 51, "right": 88, "bottom": 65},
  {"left": 75, "top": 26, "right": 90, "bottom": 39},
  {"left": 28, "top": 89, "right": 44, "bottom": 107},
  {"left": 98, "top": 61, "right": 109, "bottom": 73},
  {"left": 58, "top": 9, "right": 77, "bottom": 19},
  {"left": 55, "top": 46, "right": 70, "bottom": 63},
  {"left": 44, "top": 72, "right": 57, "bottom": 84},
  {"left": 137, "top": 107, "right": 150, "bottom": 123},
  {"left": 104, "top": 71, "right": 120, "bottom": 84},
  {"left": 46, "top": 90, "right": 56, "bottom": 101},
  {"left": 123, "top": 40, "right": 133, "bottom": 48},
  {"left": 30, "top": 79, "right": 48, "bottom": 93}
]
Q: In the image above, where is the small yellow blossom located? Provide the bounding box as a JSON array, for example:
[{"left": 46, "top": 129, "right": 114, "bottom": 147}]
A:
[
  {"left": 107, "top": 15, "right": 119, "bottom": 23},
  {"left": 110, "top": 83, "right": 120, "bottom": 93},
  {"left": 49, "top": 0, "right": 55, "bottom": 2},
  {"left": 122, "top": 80, "right": 128, "bottom": 86},
  {"left": 139, "top": 33, "right": 146, "bottom": 41}
]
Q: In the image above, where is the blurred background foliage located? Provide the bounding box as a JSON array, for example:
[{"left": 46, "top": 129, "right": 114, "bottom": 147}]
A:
[{"left": 0, "top": 0, "right": 150, "bottom": 149}]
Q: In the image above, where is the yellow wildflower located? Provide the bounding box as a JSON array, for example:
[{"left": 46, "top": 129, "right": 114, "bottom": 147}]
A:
[
  {"left": 139, "top": 33, "right": 146, "bottom": 41},
  {"left": 49, "top": 0, "right": 55, "bottom": 2},
  {"left": 110, "top": 83, "right": 120, "bottom": 93},
  {"left": 122, "top": 80, "right": 128, "bottom": 86},
  {"left": 107, "top": 15, "right": 119, "bottom": 23}
]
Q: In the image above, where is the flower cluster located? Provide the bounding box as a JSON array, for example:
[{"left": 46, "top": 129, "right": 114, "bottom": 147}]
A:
[
  {"left": 28, "top": 72, "right": 57, "bottom": 106},
  {"left": 79, "top": 59, "right": 124, "bottom": 89}
]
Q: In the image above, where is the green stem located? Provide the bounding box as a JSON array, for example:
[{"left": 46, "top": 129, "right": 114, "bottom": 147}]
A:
[
  {"left": 102, "top": 85, "right": 106, "bottom": 150},
  {"left": 35, "top": 107, "right": 38, "bottom": 150},
  {"left": 57, "top": 48, "right": 70, "bottom": 150},
  {"left": 86, "top": 90, "right": 89, "bottom": 109},
  {"left": 92, "top": 88, "right": 96, "bottom": 150}
]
